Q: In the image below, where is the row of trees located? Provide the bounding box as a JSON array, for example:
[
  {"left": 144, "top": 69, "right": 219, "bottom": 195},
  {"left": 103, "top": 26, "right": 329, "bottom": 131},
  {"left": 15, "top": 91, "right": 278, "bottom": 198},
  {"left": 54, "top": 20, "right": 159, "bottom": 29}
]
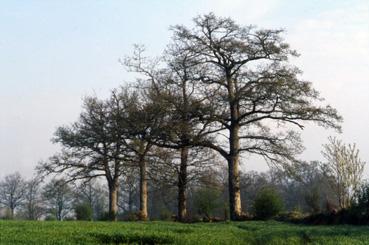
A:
[
  {"left": 0, "top": 173, "right": 109, "bottom": 220},
  {"left": 1, "top": 137, "right": 364, "bottom": 220},
  {"left": 35, "top": 13, "right": 344, "bottom": 221}
]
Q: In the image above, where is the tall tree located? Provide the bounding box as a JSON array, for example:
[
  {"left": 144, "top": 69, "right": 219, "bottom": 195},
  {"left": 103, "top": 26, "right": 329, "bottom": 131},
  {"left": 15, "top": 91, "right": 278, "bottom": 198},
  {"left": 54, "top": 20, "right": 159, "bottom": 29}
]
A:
[
  {"left": 0, "top": 172, "right": 25, "bottom": 218},
  {"left": 124, "top": 45, "right": 216, "bottom": 222},
  {"left": 170, "top": 13, "right": 342, "bottom": 219},
  {"left": 111, "top": 87, "right": 163, "bottom": 220}
]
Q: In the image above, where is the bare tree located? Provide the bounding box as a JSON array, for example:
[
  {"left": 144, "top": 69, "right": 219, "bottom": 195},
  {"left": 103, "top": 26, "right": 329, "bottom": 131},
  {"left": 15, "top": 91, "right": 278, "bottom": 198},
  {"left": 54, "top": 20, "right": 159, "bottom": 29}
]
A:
[
  {"left": 148, "top": 147, "right": 216, "bottom": 221},
  {"left": 111, "top": 87, "right": 164, "bottom": 221},
  {"left": 22, "top": 176, "right": 44, "bottom": 220},
  {"left": 0, "top": 172, "right": 26, "bottom": 218},
  {"left": 42, "top": 178, "right": 74, "bottom": 221},
  {"left": 73, "top": 180, "right": 107, "bottom": 220},
  {"left": 322, "top": 137, "right": 365, "bottom": 209},
  {"left": 118, "top": 167, "right": 139, "bottom": 215},
  {"left": 38, "top": 96, "right": 131, "bottom": 221},
  {"left": 124, "top": 45, "right": 216, "bottom": 222},
  {"left": 169, "top": 13, "right": 342, "bottom": 219}
]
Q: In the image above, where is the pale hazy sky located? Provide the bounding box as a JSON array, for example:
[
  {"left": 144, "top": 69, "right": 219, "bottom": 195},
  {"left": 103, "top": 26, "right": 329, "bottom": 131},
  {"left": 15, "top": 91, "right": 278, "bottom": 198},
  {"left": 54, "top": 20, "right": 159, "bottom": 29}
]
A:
[{"left": 0, "top": 0, "right": 368, "bottom": 179}]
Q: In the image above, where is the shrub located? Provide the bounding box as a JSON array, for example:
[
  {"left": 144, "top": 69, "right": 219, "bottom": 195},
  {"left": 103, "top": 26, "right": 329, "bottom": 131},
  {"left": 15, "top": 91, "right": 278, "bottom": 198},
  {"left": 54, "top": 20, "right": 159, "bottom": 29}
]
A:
[
  {"left": 75, "top": 203, "right": 93, "bottom": 221},
  {"left": 304, "top": 187, "right": 321, "bottom": 214},
  {"left": 253, "top": 187, "right": 283, "bottom": 220},
  {"left": 352, "top": 183, "right": 369, "bottom": 214},
  {"left": 193, "top": 187, "right": 221, "bottom": 220},
  {"left": 97, "top": 211, "right": 114, "bottom": 221},
  {"left": 44, "top": 215, "right": 57, "bottom": 221}
]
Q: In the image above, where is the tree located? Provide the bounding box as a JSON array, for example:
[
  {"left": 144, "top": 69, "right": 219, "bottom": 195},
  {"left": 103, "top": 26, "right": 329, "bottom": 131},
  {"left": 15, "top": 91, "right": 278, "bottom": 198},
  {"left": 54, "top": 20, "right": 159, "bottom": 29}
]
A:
[
  {"left": 322, "top": 137, "right": 365, "bottom": 209},
  {"left": 0, "top": 172, "right": 26, "bottom": 218},
  {"left": 285, "top": 161, "right": 336, "bottom": 213},
  {"left": 169, "top": 13, "right": 342, "bottom": 219},
  {"left": 111, "top": 86, "right": 164, "bottom": 221},
  {"left": 42, "top": 178, "right": 74, "bottom": 221},
  {"left": 118, "top": 168, "right": 139, "bottom": 215},
  {"left": 124, "top": 45, "right": 216, "bottom": 222},
  {"left": 73, "top": 180, "right": 107, "bottom": 220},
  {"left": 38, "top": 95, "right": 131, "bottom": 221},
  {"left": 22, "top": 176, "right": 44, "bottom": 220}
]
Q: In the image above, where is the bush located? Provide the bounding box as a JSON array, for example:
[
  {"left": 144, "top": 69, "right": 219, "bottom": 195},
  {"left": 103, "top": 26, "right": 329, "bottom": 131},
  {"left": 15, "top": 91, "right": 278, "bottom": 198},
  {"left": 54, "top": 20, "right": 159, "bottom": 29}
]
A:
[
  {"left": 351, "top": 183, "right": 369, "bottom": 214},
  {"left": 44, "top": 215, "right": 57, "bottom": 221},
  {"left": 253, "top": 187, "right": 283, "bottom": 220},
  {"left": 193, "top": 187, "right": 221, "bottom": 220},
  {"left": 75, "top": 203, "right": 93, "bottom": 221},
  {"left": 97, "top": 211, "right": 114, "bottom": 221},
  {"left": 301, "top": 183, "right": 369, "bottom": 225}
]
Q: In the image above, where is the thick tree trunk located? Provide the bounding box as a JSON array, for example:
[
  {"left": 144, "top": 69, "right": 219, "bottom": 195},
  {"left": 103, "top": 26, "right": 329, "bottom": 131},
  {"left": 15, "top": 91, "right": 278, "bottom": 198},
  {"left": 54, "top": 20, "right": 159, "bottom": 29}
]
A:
[
  {"left": 139, "top": 158, "right": 148, "bottom": 221},
  {"left": 177, "top": 146, "right": 189, "bottom": 222},
  {"left": 108, "top": 181, "right": 119, "bottom": 221},
  {"left": 228, "top": 123, "right": 242, "bottom": 220}
]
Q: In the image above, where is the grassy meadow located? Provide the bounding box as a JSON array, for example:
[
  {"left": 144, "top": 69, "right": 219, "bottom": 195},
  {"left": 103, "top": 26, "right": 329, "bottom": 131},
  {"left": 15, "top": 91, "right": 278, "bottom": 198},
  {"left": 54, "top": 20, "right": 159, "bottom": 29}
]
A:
[{"left": 1, "top": 220, "right": 369, "bottom": 244}]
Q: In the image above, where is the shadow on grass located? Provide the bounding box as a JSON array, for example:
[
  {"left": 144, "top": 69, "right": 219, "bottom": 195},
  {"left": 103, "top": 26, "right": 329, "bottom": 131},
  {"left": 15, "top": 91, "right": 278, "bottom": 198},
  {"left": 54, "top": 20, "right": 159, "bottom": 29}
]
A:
[
  {"left": 90, "top": 232, "right": 174, "bottom": 244},
  {"left": 239, "top": 224, "right": 365, "bottom": 245}
]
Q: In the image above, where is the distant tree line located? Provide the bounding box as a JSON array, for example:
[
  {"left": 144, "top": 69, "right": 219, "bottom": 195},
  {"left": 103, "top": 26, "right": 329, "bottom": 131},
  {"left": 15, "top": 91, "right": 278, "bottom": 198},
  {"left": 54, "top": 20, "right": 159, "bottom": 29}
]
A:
[{"left": 0, "top": 137, "right": 365, "bottom": 221}]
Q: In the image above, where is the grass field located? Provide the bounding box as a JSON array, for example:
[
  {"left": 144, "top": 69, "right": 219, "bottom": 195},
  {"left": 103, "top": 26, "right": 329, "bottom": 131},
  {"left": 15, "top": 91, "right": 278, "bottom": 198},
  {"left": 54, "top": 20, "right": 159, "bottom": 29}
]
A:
[{"left": 1, "top": 220, "right": 369, "bottom": 244}]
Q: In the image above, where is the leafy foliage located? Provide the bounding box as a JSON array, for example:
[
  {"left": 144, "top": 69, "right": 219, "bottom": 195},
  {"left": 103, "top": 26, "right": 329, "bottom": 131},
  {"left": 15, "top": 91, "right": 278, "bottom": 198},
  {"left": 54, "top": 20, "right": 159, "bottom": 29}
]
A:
[
  {"left": 253, "top": 187, "right": 283, "bottom": 219},
  {"left": 75, "top": 203, "right": 93, "bottom": 221},
  {"left": 193, "top": 187, "right": 222, "bottom": 220}
]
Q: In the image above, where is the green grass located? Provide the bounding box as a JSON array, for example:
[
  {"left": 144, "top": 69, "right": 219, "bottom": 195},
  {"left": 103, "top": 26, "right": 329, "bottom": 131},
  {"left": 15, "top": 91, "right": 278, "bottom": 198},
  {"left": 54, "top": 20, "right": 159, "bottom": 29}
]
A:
[{"left": 1, "top": 220, "right": 369, "bottom": 244}]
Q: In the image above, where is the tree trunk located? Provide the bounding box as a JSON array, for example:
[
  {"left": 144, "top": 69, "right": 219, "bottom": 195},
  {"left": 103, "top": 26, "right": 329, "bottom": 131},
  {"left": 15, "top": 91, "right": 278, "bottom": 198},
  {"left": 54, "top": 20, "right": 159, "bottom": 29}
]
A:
[
  {"left": 10, "top": 207, "right": 14, "bottom": 219},
  {"left": 57, "top": 203, "right": 62, "bottom": 221},
  {"left": 128, "top": 189, "right": 133, "bottom": 213},
  {"left": 139, "top": 158, "right": 148, "bottom": 221},
  {"left": 177, "top": 146, "right": 189, "bottom": 222},
  {"left": 228, "top": 123, "right": 242, "bottom": 220},
  {"left": 108, "top": 181, "right": 119, "bottom": 221}
]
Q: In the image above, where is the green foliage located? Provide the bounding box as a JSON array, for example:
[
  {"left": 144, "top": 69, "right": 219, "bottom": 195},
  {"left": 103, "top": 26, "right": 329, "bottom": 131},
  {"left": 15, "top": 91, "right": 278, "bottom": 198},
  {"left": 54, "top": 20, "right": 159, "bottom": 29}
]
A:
[
  {"left": 75, "top": 203, "right": 93, "bottom": 221},
  {"left": 91, "top": 232, "right": 174, "bottom": 244},
  {"left": 97, "top": 211, "right": 115, "bottom": 221},
  {"left": 253, "top": 187, "right": 283, "bottom": 220},
  {"left": 304, "top": 187, "right": 321, "bottom": 214},
  {"left": 352, "top": 182, "right": 369, "bottom": 212},
  {"left": 346, "top": 182, "right": 369, "bottom": 224},
  {"left": 44, "top": 215, "right": 57, "bottom": 221},
  {"left": 193, "top": 187, "right": 221, "bottom": 219}
]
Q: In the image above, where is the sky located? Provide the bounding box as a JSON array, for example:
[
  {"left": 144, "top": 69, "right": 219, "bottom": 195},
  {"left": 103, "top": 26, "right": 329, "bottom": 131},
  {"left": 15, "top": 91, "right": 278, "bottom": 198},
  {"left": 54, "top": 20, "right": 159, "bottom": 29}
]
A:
[{"left": 0, "top": 0, "right": 368, "bottom": 179}]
